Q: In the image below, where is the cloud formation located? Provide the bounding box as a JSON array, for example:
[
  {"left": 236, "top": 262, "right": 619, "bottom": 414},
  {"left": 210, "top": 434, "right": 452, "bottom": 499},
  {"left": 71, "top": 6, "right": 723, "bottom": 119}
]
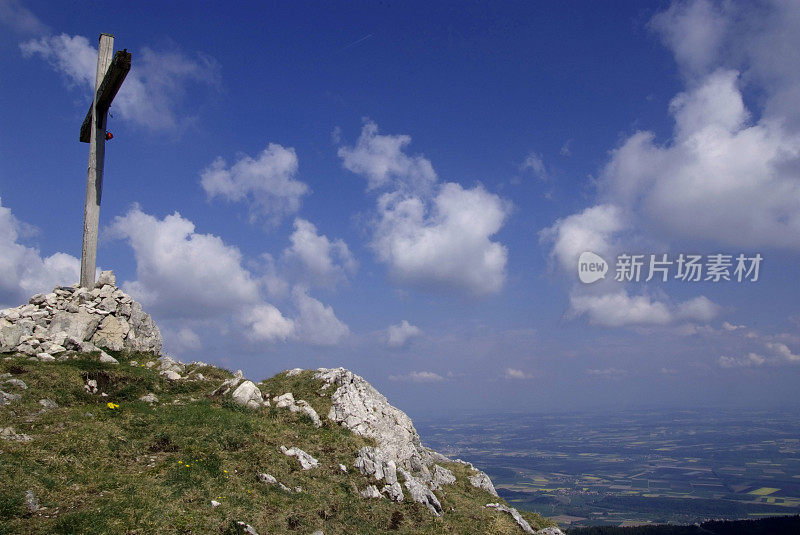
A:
[
  {"left": 0, "top": 197, "right": 79, "bottom": 308},
  {"left": 539, "top": 0, "right": 800, "bottom": 328},
  {"left": 108, "top": 206, "right": 262, "bottom": 319},
  {"left": 21, "top": 33, "right": 220, "bottom": 131},
  {"left": 386, "top": 320, "right": 422, "bottom": 347},
  {"left": 281, "top": 218, "right": 356, "bottom": 288},
  {"left": 291, "top": 287, "right": 350, "bottom": 346},
  {"left": 340, "top": 122, "right": 511, "bottom": 296},
  {"left": 200, "top": 144, "right": 310, "bottom": 225},
  {"left": 503, "top": 368, "right": 534, "bottom": 380},
  {"left": 719, "top": 341, "right": 800, "bottom": 369},
  {"left": 338, "top": 121, "right": 436, "bottom": 193},
  {"left": 388, "top": 371, "right": 445, "bottom": 383},
  {"left": 108, "top": 206, "right": 349, "bottom": 348}
]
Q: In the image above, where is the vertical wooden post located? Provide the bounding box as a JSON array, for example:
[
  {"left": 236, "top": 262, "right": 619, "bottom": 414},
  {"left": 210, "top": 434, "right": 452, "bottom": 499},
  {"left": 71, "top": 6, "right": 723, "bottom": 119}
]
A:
[{"left": 80, "top": 33, "right": 114, "bottom": 288}]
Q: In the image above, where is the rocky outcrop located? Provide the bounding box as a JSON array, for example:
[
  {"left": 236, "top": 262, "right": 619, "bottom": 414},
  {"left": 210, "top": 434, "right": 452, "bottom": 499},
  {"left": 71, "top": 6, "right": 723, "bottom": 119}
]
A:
[
  {"left": 272, "top": 392, "right": 321, "bottom": 426},
  {"left": 280, "top": 445, "right": 319, "bottom": 470},
  {"left": 314, "top": 367, "right": 433, "bottom": 474},
  {"left": 0, "top": 271, "right": 161, "bottom": 356},
  {"left": 313, "top": 367, "right": 497, "bottom": 515}
]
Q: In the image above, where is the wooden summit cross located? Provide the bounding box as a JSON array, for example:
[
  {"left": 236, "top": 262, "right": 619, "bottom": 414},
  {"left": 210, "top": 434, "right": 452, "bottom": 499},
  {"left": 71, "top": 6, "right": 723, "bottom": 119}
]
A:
[{"left": 79, "top": 33, "right": 131, "bottom": 288}]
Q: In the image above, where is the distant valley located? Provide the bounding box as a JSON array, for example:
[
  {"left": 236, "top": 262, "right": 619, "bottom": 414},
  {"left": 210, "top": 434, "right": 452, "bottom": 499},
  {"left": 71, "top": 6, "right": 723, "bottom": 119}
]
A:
[{"left": 416, "top": 409, "right": 800, "bottom": 528}]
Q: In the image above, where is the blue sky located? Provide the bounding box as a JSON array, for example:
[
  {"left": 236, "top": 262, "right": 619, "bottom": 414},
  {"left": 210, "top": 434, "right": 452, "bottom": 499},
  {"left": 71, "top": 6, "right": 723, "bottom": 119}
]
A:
[{"left": 1, "top": 0, "right": 799, "bottom": 418}]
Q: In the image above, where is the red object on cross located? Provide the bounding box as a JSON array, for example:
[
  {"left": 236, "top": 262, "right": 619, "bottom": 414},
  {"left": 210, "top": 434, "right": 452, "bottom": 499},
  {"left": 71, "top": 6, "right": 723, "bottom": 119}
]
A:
[{"left": 105, "top": 131, "right": 114, "bottom": 140}]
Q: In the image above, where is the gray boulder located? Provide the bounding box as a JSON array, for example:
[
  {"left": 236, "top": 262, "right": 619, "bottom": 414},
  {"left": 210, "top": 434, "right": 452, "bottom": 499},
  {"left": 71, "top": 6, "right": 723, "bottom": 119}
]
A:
[
  {"left": 91, "top": 315, "right": 126, "bottom": 351},
  {"left": 232, "top": 381, "right": 267, "bottom": 408},
  {"left": 48, "top": 310, "right": 100, "bottom": 342},
  {"left": 359, "top": 485, "right": 382, "bottom": 499}
]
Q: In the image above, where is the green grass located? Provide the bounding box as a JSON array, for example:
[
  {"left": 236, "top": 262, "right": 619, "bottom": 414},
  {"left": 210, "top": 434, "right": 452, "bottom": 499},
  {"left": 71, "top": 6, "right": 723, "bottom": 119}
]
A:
[{"left": 0, "top": 351, "right": 557, "bottom": 534}]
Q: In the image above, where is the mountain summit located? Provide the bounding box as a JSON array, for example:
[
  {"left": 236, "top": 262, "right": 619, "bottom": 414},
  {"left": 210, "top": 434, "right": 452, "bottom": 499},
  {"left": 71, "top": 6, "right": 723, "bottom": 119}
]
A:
[{"left": 0, "top": 273, "right": 562, "bottom": 534}]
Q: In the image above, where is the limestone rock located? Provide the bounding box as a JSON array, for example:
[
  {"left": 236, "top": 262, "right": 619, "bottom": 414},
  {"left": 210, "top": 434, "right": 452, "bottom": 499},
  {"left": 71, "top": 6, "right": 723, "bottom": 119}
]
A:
[
  {"left": 48, "top": 310, "right": 100, "bottom": 342},
  {"left": 273, "top": 392, "right": 321, "bottom": 426},
  {"left": 98, "top": 351, "right": 119, "bottom": 364},
  {"left": 1, "top": 319, "right": 35, "bottom": 352},
  {"left": 0, "top": 427, "right": 33, "bottom": 442},
  {"left": 38, "top": 398, "right": 58, "bottom": 409},
  {"left": 96, "top": 270, "right": 116, "bottom": 287},
  {"left": 536, "top": 528, "right": 566, "bottom": 535},
  {"left": 468, "top": 467, "right": 499, "bottom": 496},
  {"left": 139, "top": 393, "right": 159, "bottom": 404},
  {"left": 359, "top": 485, "right": 382, "bottom": 499},
  {"left": 210, "top": 375, "right": 242, "bottom": 397},
  {"left": 310, "top": 367, "right": 501, "bottom": 517},
  {"left": 381, "top": 481, "right": 404, "bottom": 502},
  {"left": 354, "top": 446, "right": 398, "bottom": 485},
  {"left": 160, "top": 370, "right": 181, "bottom": 381},
  {"left": 37, "top": 352, "right": 55, "bottom": 362},
  {"left": 430, "top": 464, "right": 456, "bottom": 490},
  {"left": 1, "top": 272, "right": 162, "bottom": 356},
  {"left": 84, "top": 378, "right": 99, "bottom": 394},
  {"left": 294, "top": 400, "right": 322, "bottom": 427},
  {"left": 314, "top": 367, "right": 432, "bottom": 473},
  {"left": 3, "top": 378, "right": 27, "bottom": 390},
  {"left": 232, "top": 381, "right": 267, "bottom": 408},
  {"left": 158, "top": 356, "right": 184, "bottom": 374},
  {"left": 399, "top": 468, "right": 442, "bottom": 516},
  {"left": 235, "top": 521, "right": 259, "bottom": 535},
  {"left": 257, "top": 473, "right": 278, "bottom": 485},
  {"left": 273, "top": 392, "right": 295, "bottom": 408},
  {"left": 0, "top": 390, "right": 21, "bottom": 405},
  {"left": 280, "top": 445, "right": 318, "bottom": 470},
  {"left": 91, "top": 315, "right": 126, "bottom": 351},
  {"left": 485, "top": 503, "right": 539, "bottom": 534}
]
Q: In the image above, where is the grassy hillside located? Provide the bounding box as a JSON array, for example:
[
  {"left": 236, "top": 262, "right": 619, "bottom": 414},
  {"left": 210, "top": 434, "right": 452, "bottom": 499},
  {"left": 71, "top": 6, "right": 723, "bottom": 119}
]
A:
[{"left": 0, "top": 350, "right": 556, "bottom": 534}]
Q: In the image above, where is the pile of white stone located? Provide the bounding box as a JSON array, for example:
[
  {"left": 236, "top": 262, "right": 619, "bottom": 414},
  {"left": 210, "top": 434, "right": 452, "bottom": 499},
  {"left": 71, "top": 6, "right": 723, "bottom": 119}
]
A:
[{"left": 0, "top": 270, "right": 162, "bottom": 360}]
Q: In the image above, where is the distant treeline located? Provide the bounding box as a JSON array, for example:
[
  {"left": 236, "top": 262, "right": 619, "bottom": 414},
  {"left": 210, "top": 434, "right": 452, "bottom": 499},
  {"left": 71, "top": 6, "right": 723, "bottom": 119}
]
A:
[{"left": 566, "top": 515, "right": 800, "bottom": 535}]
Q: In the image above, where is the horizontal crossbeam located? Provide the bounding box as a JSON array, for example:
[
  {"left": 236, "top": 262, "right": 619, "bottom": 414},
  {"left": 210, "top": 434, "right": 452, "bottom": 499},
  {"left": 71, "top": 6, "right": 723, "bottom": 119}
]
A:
[{"left": 79, "top": 49, "right": 132, "bottom": 143}]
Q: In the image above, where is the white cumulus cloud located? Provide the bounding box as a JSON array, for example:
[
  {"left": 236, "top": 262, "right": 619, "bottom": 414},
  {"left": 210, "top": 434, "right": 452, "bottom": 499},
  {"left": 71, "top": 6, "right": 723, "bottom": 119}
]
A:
[
  {"left": 281, "top": 218, "right": 356, "bottom": 288},
  {"left": 389, "top": 371, "right": 445, "bottom": 382},
  {"left": 0, "top": 197, "right": 80, "bottom": 308},
  {"left": 569, "top": 290, "right": 719, "bottom": 328},
  {"left": 374, "top": 183, "right": 510, "bottom": 295},
  {"left": 386, "top": 320, "right": 422, "bottom": 347},
  {"left": 540, "top": 204, "right": 625, "bottom": 273},
  {"left": 503, "top": 368, "right": 534, "bottom": 380},
  {"left": 339, "top": 122, "right": 511, "bottom": 296},
  {"left": 718, "top": 353, "right": 766, "bottom": 368},
  {"left": 108, "top": 206, "right": 262, "bottom": 318},
  {"left": 244, "top": 303, "right": 295, "bottom": 342},
  {"left": 338, "top": 121, "right": 436, "bottom": 193},
  {"left": 21, "top": 34, "right": 220, "bottom": 131},
  {"left": 200, "top": 144, "right": 309, "bottom": 225},
  {"left": 291, "top": 287, "right": 349, "bottom": 346}
]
